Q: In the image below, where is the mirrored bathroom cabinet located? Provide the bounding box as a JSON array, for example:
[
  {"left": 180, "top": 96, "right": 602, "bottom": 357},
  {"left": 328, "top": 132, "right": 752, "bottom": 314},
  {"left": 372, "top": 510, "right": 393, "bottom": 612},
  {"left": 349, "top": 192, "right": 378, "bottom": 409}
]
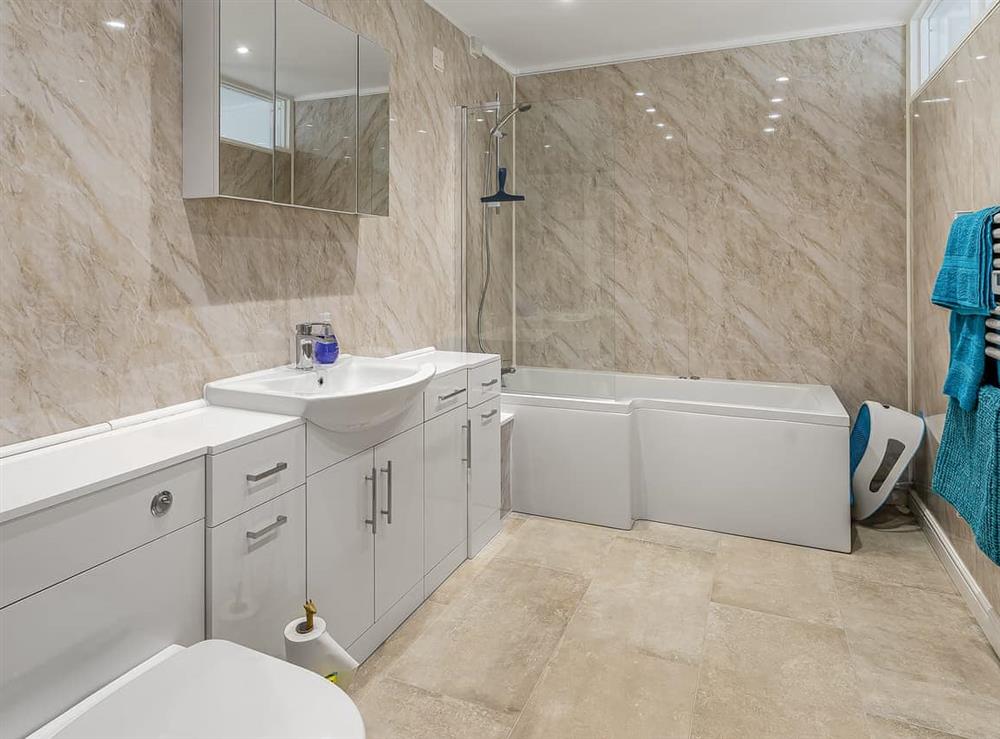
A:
[{"left": 182, "top": 0, "right": 390, "bottom": 216}]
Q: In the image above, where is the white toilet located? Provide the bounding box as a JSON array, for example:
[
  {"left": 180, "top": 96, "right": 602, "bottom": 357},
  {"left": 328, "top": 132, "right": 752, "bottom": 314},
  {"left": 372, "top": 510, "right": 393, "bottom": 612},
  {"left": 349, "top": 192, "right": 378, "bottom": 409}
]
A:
[{"left": 28, "top": 640, "right": 365, "bottom": 739}]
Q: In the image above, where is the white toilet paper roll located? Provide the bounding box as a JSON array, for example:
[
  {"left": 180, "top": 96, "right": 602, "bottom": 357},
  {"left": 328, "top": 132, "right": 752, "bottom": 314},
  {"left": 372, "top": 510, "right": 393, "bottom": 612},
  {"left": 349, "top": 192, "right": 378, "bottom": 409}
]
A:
[{"left": 284, "top": 615, "right": 359, "bottom": 689}]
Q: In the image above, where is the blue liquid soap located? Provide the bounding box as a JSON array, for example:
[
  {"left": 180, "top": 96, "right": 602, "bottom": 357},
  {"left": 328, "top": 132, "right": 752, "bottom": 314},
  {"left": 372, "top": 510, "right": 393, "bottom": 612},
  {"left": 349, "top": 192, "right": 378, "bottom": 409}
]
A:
[{"left": 314, "top": 336, "right": 339, "bottom": 366}]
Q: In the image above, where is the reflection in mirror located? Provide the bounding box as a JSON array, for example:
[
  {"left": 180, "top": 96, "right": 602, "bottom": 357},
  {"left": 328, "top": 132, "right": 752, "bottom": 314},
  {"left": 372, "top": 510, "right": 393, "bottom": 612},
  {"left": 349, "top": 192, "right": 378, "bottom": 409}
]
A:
[
  {"left": 358, "top": 36, "right": 390, "bottom": 216},
  {"left": 276, "top": 0, "right": 358, "bottom": 212},
  {"left": 219, "top": 0, "right": 276, "bottom": 201}
]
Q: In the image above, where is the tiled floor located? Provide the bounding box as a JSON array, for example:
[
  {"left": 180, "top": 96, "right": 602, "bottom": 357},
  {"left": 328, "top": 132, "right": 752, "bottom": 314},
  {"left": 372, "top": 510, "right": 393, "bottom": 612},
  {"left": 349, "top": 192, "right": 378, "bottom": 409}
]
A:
[{"left": 347, "top": 515, "right": 1000, "bottom": 739}]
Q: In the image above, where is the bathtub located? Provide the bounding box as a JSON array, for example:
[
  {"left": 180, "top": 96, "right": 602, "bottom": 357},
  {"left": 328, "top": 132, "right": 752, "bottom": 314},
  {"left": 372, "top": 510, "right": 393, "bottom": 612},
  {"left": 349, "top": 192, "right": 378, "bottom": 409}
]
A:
[{"left": 502, "top": 367, "right": 852, "bottom": 552}]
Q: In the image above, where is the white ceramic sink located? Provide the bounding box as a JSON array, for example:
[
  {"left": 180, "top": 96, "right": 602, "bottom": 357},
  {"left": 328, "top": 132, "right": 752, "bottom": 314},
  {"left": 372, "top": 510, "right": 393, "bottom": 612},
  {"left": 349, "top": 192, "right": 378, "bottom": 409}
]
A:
[{"left": 205, "top": 356, "right": 435, "bottom": 432}]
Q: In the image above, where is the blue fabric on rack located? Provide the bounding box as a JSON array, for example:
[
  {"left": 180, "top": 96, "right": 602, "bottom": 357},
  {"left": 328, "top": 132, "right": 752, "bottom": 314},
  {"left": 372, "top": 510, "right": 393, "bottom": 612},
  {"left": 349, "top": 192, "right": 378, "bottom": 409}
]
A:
[
  {"left": 932, "top": 386, "right": 1000, "bottom": 566},
  {"left": 931, "top": 206, "right": 1000, "bottom": 411}
]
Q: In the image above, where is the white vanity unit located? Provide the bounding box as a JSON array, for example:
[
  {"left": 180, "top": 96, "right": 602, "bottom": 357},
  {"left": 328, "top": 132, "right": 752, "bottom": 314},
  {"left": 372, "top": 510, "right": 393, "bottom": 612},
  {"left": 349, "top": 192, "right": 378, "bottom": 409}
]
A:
[{"left": 0, "top": 349, "right": 499, "bottom": 738}]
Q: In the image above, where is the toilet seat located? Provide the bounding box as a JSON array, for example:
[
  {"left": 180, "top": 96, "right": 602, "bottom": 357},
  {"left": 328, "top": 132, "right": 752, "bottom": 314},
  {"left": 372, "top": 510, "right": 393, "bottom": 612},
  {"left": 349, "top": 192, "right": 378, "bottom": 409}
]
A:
[{"left": 31, "top": 640, "right": 365, "bottom": 739}]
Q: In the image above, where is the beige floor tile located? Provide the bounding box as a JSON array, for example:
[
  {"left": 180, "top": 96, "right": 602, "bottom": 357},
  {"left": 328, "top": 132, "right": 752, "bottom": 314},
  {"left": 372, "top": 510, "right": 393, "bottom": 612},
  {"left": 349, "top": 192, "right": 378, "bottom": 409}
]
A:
[
  {"left": 355, "top": 677, "right": 517, "bottom": 739},
  {"left": 620, "top": 519, "right": 723, "bottom": 553},
  {"left": 571, "top": 537, "right": 715, "bottom": 662},
  {"left": 496, "top": 515, "right": 616, "bottom": 577},
  {"left": 389, "top": 557, "right": 588, "bottom": 712},
  {"left": 347, "top": 600, "right": 447, "bottom": 699},
  {"left": 690, "top": 603, "right": 868, "bottom": 739},
  {"left": 510, "top": 632, "right": 700, "bottom": 739},
  {"left": 711, "top": 536, "right": 842, "bottom": 627},
  {"left": 866, "top": 715, "right": 965, "bottom": 739},
  {"left": 429, "top": 514, "right": 526, "bottom": 605},
  {"left": 835, "top": 575, "right": 1000, "bottom": 738},
  {"left": 830, "top": 526, "right": 955, "bottom": 594}
]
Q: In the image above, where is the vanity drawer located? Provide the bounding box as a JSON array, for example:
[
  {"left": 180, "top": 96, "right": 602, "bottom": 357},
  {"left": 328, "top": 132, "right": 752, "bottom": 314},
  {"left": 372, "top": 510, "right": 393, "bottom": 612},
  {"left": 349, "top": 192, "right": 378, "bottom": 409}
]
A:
[
  {"left": 207, "top": 485, "right": 306, "bottom": 658},
  {"left": 468, "top": 360, "right": 501, "bottom": 407},
  {"left": 424, "top": 371, "right": 469, "bottom": 421},
  {"left": 0, "top": 457, "right": 205, "bottom": 608},
  {"left": 207, "top": 425, "right": 305, "bottom": 526}
]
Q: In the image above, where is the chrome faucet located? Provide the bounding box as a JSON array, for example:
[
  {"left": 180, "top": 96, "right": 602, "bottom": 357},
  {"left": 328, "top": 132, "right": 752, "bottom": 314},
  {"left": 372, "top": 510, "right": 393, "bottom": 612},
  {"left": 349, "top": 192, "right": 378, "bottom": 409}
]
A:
[{"left": 294, "top": 320, "right": 335, "bottom": 370}]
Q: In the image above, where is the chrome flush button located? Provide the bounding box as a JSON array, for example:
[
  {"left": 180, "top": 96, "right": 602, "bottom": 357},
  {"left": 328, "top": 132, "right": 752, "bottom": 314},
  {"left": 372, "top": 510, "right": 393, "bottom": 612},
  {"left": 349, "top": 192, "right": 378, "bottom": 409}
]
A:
[{"left": 150, "top": 490, "right": 173, "bottom": 517}]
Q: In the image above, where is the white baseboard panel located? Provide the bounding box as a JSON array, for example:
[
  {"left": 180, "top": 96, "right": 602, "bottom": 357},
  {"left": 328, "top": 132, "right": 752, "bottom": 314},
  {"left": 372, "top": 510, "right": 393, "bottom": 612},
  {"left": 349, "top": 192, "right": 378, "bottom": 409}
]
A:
[
  {"left": 347, "top": 581, "right": 424, "bottom": 664},
  {"left": 424, "top": 539, "right": 467, "bottom": 598},
  {"left": 910, "top": 492, "right": 1000, "bottom": 657}
]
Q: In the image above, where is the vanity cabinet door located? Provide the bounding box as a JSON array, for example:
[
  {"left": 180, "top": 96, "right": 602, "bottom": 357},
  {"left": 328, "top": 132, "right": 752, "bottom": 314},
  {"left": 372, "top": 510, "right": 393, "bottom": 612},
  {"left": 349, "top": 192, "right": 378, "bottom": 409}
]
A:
[
  {"left": 207, "top": 485, "right": 306, "bottom": 658},
  {"left": 423, "top": 406, "right": 468, "bottom": 575},
  {"left": 307, "top": 450, "right": 376, "bottom": 648},
  {"left": 468, "top": 398, "right": 502, "bottom": 557},
  {"left": 373, "top": 425, "right": 424, "bottom": 619}
]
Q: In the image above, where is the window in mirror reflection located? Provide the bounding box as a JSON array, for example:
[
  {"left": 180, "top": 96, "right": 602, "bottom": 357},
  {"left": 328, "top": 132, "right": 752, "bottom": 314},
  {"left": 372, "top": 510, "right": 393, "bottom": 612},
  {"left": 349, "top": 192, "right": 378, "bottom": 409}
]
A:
[{"left": 276, "top": 0, "right": 358, "bottom": 211}]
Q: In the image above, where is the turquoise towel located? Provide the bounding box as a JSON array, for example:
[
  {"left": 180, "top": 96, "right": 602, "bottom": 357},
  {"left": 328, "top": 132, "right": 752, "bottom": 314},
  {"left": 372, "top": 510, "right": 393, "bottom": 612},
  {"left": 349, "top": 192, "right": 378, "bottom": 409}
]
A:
[
  {"left": 931, "top": 206, "right": 1000, "bottom": 411},
  {"left": 932, "top": 386, "right": 1000, "bottom": 566}
]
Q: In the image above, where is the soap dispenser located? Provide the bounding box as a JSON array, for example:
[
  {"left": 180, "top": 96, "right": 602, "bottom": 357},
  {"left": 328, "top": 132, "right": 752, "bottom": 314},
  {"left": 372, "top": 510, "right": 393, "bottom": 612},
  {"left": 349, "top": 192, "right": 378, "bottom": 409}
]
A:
[{"left": 313, "top": 312, "right": 340, "bottom": 366}]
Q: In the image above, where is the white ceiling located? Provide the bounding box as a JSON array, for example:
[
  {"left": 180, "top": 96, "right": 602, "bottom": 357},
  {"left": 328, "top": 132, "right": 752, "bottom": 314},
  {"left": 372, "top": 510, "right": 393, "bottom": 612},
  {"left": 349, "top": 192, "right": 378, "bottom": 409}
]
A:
[{"left": 426, "top": 0, "right": 920, "bottom": 75}]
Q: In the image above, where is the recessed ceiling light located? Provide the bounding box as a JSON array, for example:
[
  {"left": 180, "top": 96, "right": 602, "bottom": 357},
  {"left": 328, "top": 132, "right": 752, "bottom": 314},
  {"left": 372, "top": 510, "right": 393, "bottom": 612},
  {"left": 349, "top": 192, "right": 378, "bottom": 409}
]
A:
[
  {"left": 770, "top": 97, "right": 784, "bottom": 103},
  {"left": 913, "top": 113, "right": 920, "bottom": 118},
  {"left": 635, "top": 91, "right": 646, "bottom": 97},
  {"left": 476, "top": 117, "right": 485, "bottom": 122},
  {"left": 104, "top": 19, "right": 126, "bottom": 29},
  {"left": 975, "top": 54, "right": 987, "bottom": 60},
  {"left": 763, "top": 127, "right": 776, "bottom": 133},
  {"left": 664, "top": 134, "right": 674, "bottom": 140},
  {"left": 417, "top": 129, "right": 427, "bottom": 134},
  {"left": 656, "top": 122, "right": 665, "bottom": 127},
  {"left": 236, "top": 45, "right": 249, "bottom": 55},
  {"left": 645, "top": 107, "right": 656, "bottom": 113},
  {"left": 920, "top": 97, "right": 951, "bottom": 104},
  {"left": 775, "top": 76, "right": 789, "bottom": 82},
  {"left": 768, "top": 113, "right": 781, "bottom": 119},
  {"left": 543, "top": 144, "right": 551, "bottom": 148}
]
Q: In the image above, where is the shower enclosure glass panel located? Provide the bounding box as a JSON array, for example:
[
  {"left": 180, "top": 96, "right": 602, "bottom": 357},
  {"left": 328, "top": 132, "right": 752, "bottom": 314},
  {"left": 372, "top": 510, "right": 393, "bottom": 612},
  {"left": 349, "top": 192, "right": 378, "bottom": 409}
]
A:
[
  {"left": 462, "top": 98, "right": 616, "bottom": 399},
  {"left": 464, "top": 105, "right": 515, "bottom": 364}
]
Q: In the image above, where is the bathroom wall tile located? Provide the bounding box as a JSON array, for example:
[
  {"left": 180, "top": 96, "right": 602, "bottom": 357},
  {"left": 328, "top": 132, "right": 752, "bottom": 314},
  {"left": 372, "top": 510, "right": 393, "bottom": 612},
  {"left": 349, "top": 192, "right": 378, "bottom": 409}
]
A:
[
  {"left": 835, "top": 574, "right": 1000, "bottom": 738},
  {"left": 690, "top": 603, "right": 868, "bottom": 739},
  {"left": 0, "top": 0, "right": 511, "bottom": 444},
  {"left": 711, "top": 536, "right": 842, "bottom": 627},
  {"left": 388, "top": 556, "right": 588, "bottom": 713},
  {"left": 515, "top": 27, "right": 907, "bottom": 415},
  {"left": 909, "top": 6, "right": 1000, "bottom": 615}
]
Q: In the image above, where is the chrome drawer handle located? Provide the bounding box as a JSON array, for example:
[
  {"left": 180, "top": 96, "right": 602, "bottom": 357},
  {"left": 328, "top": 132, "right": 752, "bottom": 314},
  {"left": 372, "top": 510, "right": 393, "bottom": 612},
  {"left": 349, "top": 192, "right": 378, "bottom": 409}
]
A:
[
  {"left": 246, "top": 515, "right": 288, "bottom": 540},
  {"left": 481, "top": 379, "right": 499, "bottom": 388},
  {"left": 246, "top": 461, "right": 287, "bottom": 482},
  {"left": 462, "top": 420, "right": 472, "bottom": 468},
  {"left": 380, "top": 460, "right": 393, "bottom": 524},
  {"left": 150, "top": 490, "right": 173, "bottom": 517},
  {"left": 364, "top": 467, "right": 377, "bottom": 534},
  {"left": 481, "top": 409, "right": 498, "bottom": 421},
  {"left": 438, "top": 387, "right": 466, "bottom": 401}
]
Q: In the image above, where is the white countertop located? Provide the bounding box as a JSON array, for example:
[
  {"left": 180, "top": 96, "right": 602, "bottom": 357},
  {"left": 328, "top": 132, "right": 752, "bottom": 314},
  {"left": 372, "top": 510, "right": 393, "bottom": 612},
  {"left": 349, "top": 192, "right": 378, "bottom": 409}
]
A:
[
  {"left": 389, "top": 347, "right": 500, "bottom": 375},
  {"left": 0, "top": 406, "right": 301, "bottom": 524}
]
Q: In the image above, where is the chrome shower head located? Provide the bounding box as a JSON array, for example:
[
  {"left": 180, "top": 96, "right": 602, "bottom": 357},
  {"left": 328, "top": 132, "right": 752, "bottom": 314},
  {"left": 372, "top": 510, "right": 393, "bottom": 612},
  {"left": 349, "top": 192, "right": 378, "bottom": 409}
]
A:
[{"left": 489, "top": 103, "right": 532, "bottom": 137}]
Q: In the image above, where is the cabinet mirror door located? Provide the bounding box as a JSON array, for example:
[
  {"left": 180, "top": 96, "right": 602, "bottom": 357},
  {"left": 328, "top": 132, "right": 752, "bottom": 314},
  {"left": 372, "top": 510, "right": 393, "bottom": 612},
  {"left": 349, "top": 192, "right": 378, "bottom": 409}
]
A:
[
  {"left": 276, "top": 0, "right": 358, "bottom": 212},
  {"left": 218, "top": 0, "right": 276, "bottom": 202},
  {"left": 358, "top": 36, "right": 390, "bottom": 217}
]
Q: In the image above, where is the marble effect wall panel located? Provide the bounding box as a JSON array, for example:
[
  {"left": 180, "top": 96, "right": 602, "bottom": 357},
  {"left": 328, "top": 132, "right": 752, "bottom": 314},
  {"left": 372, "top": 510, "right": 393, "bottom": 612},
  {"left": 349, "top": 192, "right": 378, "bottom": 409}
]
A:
[
  {"left": 515, "top": 27, "right": 907, "bottom": 414},
  {"left": 0, "top": 0, "right": 511, "bottom": 444},
  {"left": 911, "top": 8, "right": 1000, "bottom": 611}
]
